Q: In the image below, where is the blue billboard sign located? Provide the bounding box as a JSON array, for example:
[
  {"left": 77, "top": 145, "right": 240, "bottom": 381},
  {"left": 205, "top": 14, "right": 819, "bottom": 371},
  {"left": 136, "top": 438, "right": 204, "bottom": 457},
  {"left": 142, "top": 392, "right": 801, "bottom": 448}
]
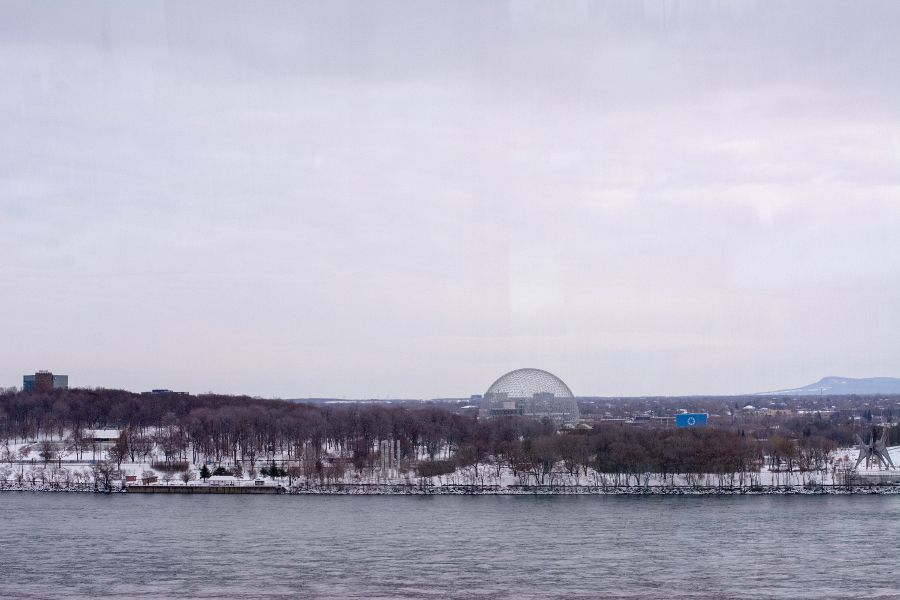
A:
[{"left": 675, "top": 413, "right": 708, "bottom": 427}]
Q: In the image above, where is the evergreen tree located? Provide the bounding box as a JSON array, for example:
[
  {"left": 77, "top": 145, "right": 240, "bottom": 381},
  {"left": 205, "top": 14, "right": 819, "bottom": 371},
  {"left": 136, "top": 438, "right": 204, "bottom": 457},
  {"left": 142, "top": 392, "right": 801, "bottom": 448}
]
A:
[{"left": 200, "top": 464, "right": 211, "bottom": 480}]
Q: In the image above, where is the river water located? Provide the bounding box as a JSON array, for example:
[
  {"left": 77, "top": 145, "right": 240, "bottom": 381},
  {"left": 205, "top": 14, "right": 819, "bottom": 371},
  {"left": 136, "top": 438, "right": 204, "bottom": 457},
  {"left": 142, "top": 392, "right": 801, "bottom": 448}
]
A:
[{"left": 1, "top": 493, "right": 898, "bottom": 599}]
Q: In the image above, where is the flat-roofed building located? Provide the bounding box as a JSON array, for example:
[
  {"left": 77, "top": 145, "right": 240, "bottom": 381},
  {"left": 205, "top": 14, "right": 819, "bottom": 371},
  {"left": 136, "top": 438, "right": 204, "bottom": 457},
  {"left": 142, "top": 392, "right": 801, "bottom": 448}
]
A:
[{"left": 23, "top": 371, "right": 68, "bottom": 392}]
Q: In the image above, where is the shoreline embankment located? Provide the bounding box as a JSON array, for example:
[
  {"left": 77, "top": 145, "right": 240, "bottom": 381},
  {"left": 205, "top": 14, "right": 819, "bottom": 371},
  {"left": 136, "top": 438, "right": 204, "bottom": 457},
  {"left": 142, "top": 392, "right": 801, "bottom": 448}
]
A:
[
  {"left": 288, "top": 483, "right": 900, "bottom": 495},
  {"left": 3, "top": 481, "right": 900, "bottom": 495}
]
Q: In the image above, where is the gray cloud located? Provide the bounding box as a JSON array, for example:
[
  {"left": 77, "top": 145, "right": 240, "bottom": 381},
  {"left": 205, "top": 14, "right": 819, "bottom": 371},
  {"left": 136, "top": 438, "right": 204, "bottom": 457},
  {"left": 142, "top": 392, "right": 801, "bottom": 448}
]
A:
[{"left": 2, "top": 1, "right": 899, "bottom": 397}]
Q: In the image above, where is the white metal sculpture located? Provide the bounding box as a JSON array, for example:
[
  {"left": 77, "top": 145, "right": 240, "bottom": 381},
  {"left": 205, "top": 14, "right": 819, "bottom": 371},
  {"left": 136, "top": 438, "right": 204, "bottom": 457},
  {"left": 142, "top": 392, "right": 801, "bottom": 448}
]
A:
[{"left": 853, "top": 429, "right": 896, "bottom": 470}]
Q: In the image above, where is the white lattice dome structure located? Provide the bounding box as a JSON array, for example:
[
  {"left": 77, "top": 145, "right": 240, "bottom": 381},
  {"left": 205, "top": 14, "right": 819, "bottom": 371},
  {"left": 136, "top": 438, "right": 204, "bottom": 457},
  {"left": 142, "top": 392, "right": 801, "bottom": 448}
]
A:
[
  {"left": 485, "top": 368, "right": 574, "bottom": 399},
  {"left": 479, "top": 368, "right": 579, "bottom": 424}
]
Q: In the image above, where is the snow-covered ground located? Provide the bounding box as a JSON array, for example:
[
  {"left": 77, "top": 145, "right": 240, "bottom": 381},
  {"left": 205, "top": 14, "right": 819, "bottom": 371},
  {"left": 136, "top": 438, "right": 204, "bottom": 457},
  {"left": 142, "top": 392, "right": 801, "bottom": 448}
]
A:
[
  {"left": 833, "top": 444, "right": 900, "bottom": 472},
  {"left": 2, "top": 433, "right": 899, "bottom": 494}
]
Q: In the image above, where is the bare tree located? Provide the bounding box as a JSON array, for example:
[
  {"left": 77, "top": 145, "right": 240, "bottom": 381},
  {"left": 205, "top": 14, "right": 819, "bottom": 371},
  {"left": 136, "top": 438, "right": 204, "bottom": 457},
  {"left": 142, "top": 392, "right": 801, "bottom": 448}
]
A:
[
  {"left": 38, "top": 440, "right": 56, "bottom": 466},
  {"left": 131, "top": 435, "right": 153, "bottom": 463},
  {"left": 58, "top": 467, "right": 72, "bottom": 488},
  {"left": 70, "top": 430, "right": 89, "bottom": 461},
  {"left": 92, "top": 461, "right": 115, "bottom": 492},
  {"left": 287, "top": 465, "right": 303, "bottom": 487},
  {"left": 107, "top": 438, "right": 127, "bottom": 470}
]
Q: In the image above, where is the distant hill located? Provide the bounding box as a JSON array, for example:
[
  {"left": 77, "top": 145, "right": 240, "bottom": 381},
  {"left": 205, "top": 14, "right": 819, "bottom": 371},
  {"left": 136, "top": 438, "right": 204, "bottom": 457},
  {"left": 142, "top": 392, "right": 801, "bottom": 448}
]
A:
[{"left": 757, "top": 376, "right": 900, "bottom": 396}]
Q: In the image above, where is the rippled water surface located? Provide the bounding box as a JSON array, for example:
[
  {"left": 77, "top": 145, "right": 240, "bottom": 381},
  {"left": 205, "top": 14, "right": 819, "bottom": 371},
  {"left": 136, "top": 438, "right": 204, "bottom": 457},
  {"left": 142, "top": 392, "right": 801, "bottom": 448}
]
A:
[{"left": 1, "top": 493, "right": 899, "bottom": 599}]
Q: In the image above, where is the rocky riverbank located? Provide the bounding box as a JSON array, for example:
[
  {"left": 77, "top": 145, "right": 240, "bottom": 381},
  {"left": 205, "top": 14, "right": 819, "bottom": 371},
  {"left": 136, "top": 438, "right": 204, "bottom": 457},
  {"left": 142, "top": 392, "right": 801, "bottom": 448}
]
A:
[
  {"left": 0, "top": 481, "right": 116, "bottom": 493},
  {"left": 4, "top": 481, "right": 900, "bottom": 495},
  {"left": 288, "top": 483, "right": 900, "bottom": 495}
]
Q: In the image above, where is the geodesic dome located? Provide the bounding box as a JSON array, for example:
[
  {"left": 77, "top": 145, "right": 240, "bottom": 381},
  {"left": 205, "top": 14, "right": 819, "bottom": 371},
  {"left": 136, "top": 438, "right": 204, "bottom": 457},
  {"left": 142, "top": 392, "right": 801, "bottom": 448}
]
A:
[
  {"left": 480, "top": 368, "right": 579, "bottom": 424},
  {"left": 485, "top": 368, "right": 574, "bottom": 399}
]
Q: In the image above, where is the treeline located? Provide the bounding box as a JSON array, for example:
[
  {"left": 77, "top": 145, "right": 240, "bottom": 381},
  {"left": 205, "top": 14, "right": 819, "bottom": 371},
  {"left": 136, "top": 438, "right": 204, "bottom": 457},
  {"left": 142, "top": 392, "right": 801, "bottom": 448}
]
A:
[
  {"left": 579, "top": 394, "right": 900, "bottom": 419},
  {"left": 0, "top": 389, "right": 890, "bottom": 482}
]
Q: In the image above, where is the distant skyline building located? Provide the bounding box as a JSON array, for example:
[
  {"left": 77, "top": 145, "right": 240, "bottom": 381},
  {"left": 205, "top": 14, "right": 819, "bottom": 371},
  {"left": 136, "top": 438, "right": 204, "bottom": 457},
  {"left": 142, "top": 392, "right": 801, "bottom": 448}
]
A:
[
  {"left": 479, "top": 368, "right": 580, "bottom": 425},
  {"left": 23, "top": 370, "right": 68, "bottom": 392}
]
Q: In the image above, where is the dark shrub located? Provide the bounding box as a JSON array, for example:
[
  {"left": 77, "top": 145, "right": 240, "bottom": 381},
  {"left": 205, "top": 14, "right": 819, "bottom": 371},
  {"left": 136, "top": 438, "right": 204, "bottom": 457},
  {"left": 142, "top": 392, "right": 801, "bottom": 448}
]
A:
[
  {"left": 417, "top": 460, "right": 456, "bottom": 478},
  {"left": 151, "top": 461, "right": 189, "bottom": 473}
]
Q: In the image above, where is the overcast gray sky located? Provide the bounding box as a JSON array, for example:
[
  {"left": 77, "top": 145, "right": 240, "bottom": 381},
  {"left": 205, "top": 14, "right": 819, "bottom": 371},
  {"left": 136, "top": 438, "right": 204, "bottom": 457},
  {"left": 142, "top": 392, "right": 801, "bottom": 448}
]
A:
[{"left": 2, "top": 1, "right": 899, "bottom": 398}]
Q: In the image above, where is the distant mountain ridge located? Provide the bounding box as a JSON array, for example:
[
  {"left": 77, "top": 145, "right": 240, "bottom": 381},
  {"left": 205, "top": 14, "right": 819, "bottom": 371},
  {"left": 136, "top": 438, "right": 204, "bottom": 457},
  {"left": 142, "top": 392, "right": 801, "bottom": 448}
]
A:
[{"left": 757, "top": 376, "right": 900, "bottom": 396}]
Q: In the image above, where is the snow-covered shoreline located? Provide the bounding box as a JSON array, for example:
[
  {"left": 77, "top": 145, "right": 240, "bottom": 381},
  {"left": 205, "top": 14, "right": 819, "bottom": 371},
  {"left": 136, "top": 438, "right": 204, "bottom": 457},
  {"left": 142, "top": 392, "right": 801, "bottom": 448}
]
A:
[
  {"left": 3, "top": 481, "right": 900, "bottom": 495},
  {"left": 0, "top": 482, "right": 112, "bottom": 493},
  {"left": 289, "top": 484, "right": 900, "bottom": 495},
  {"left": 4, "top": 434, "right": 898, "bottom": 497}
]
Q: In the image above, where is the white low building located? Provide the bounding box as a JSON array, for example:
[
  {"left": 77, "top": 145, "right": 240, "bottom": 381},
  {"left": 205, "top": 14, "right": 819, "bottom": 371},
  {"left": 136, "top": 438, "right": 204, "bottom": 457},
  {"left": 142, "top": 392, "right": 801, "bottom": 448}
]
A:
[
  {"left": 85, "top": 429, "right": 121, "bottom": 443},
  {"left": 207, "top": 475, "right": 238, "bottom": 486}
]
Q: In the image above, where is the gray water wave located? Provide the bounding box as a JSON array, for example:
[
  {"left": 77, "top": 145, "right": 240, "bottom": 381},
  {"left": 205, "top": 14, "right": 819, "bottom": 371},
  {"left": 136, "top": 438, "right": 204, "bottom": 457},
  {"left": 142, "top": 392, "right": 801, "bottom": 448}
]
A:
[{"left": 1, "top": 494, "right": 898, "bottom": 599}]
